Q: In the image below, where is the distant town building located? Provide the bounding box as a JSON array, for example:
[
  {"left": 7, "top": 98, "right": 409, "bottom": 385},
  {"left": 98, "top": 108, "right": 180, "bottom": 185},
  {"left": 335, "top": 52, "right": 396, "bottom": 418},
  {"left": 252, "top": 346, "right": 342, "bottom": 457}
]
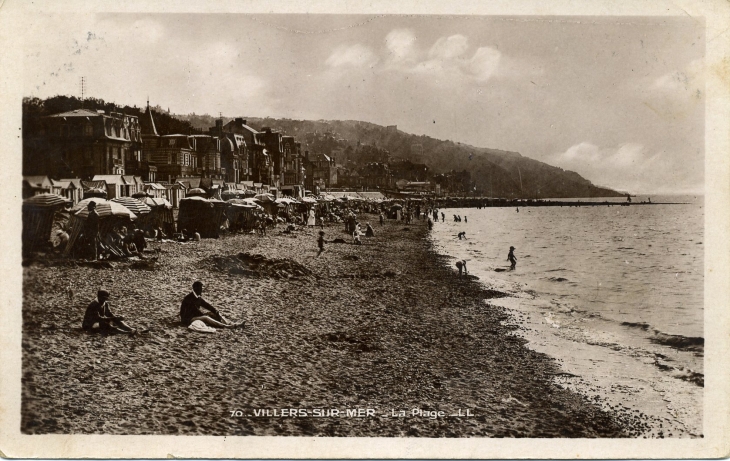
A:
[
  {"left": 26, "top": 108, "right": 142, "bottom": 180},
  {"left": 304, "top": 151, "right": 337, "bottom": 189}
]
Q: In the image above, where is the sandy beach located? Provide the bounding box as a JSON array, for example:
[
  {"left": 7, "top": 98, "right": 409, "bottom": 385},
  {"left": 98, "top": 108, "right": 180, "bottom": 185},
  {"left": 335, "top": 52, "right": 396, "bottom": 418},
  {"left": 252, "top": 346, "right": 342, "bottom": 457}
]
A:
[{"left": 21, "top": 214, "right": 641, "bottom": 437}]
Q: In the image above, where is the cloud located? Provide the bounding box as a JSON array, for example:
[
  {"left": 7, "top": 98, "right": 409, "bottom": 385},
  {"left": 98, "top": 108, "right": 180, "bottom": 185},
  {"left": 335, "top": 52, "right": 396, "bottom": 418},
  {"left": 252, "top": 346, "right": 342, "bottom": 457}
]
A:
[
  {"left": 547, "top": 142, "right": 702, "bottom": 194},
  {"left": 428, "top": 34, "right": 469, "bottom": 60},
  {"left": 468, "top": 47, "right": 502, "bottom": 81},
  {"left": 385, "top": 29, "right": 417, "bottom": 62},
  {"left": 326, "top": 44, "right": 378, "bottom": 68}
]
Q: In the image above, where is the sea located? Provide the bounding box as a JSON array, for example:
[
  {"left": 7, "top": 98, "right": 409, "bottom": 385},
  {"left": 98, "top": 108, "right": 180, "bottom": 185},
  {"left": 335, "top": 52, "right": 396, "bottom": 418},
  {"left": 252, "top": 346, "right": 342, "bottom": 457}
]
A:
[{"left": 429, "top": 195, "right": 704, "bottom": 437}]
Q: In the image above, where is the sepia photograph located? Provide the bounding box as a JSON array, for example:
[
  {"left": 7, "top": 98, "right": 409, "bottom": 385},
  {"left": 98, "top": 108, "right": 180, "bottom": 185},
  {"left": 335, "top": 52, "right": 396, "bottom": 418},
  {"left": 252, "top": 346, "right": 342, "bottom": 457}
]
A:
[{"left": 1, "top": 0, "right": 728, "bottom": 458}]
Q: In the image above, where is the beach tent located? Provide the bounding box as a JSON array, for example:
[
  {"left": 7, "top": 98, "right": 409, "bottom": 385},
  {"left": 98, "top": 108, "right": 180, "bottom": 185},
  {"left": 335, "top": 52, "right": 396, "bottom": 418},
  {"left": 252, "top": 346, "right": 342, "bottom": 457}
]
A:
[
  {"left": 139, "top": 197, "right": 175, "bottom": 234},
  {"left": 221, "top": 190, "right": 242, "bottom": 200},
  {"left": 177, "top": 196, "right": 224, "bottom": 238},
  {"left": 22, "top": 193, "right": 71, "bottom": 254},
  {"left": 225, "top": 201, "right": 261, "bottom": 232},
  {"left": 83, "top": 188, "right": 108, "bottom": 199},
  {"left": 64, "top": 198, "right": 137, "bottom": 257},
  {"left": 186, "top": 187, "right": 208, "bottom": 198}
]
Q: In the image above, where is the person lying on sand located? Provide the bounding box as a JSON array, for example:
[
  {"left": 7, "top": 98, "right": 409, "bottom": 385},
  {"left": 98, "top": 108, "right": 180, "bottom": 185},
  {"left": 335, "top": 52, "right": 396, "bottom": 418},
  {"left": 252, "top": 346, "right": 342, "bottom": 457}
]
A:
[
  {"left": 82, "top": 289, "right": 142, "bottom": 334},
  {"left": 180, "top": 281, "right": 244, "bottom": 329}
]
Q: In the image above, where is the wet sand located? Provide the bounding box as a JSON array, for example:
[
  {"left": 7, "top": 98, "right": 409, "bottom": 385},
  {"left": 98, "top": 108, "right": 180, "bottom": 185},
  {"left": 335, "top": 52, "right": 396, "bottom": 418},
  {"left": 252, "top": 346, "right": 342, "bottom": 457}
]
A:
[{"left": 22, "top": 215, "right": 635, "bottom": 436}]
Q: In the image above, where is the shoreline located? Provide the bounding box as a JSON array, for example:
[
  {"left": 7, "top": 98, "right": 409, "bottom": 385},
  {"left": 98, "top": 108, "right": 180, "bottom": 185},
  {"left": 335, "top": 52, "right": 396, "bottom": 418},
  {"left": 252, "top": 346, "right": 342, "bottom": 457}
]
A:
[
  {"left": 22, "top": 215, "right": 635, "bottom": 436},
  {"left": 427, "top": 208, "right": 703, "bottom": 438}
]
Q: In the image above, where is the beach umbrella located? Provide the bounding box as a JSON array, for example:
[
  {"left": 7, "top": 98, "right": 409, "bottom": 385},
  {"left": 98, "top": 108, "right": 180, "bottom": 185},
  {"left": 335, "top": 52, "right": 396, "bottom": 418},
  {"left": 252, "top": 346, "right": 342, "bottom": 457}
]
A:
[
  {"left": 300, "top": 196, "right": 317, "bottom": 204},
  {"left": 254, "top": 193, "right": 275, "bottom": 203},
  {"left": 226, "top": 199, "right": 264, "bottom": 210},
  {"left": 23, "top": 193, "right": 70, "bottom": 208},
  {"left": 73, "top": 198, "right": 137, "bottom": 220},
  {"left": 83, "top": 188, "right": 108, "bottom": 199},
  {"left": 112, "top": 196, "right": 152, "bottom": 215},
  {"left": 187, "top": 187, "right": 207, "bottom": 197},
  {"left": 132, "top": 191, "right": 152, "bottom": 198},
  {"left": 141, "top": 197, "right": 173, "bottom": 209}
]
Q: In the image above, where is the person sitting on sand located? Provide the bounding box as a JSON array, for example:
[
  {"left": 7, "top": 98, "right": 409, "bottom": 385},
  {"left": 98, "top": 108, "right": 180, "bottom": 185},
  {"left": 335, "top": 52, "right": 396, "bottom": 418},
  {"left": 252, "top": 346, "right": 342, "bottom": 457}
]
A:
[
  {"left": 192, "top": 229, "right": 201, "bottom": 242},
  {"left": 180, "top": 281, "right": 244, "bottom": 329},
  {"left": 365, "top": 222, "right": 375, "bottom": 237},
  {"left": 82, "top": 289, "right": 139, "bottom": 334},
  {"left": 353, "top": 229, "right": 362, "bottom": 245},
  {"left": 508, "top": 246, "right": 517, "bottom": 269}
]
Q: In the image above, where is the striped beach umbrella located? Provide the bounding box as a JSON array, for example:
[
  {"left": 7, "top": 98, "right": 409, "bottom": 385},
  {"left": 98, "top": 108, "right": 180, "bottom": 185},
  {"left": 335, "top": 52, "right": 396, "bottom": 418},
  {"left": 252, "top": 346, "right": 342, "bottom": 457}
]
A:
[
  {"left": 72, "top": 198, "right": 137, "bottom": 220},
  {"left": 141, "top": 197, "right": 173, "bottom": 209},
  {"left": 112, "top": 196, "right": 152, "bottom": 215},
  {"left": 22, "top": 193, "right": 70, "bottom": 208}
]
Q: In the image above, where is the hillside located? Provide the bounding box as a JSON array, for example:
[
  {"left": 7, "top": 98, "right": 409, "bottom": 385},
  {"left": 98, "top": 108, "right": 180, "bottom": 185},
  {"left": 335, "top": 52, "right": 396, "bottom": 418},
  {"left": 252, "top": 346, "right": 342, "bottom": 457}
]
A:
[{"left": 180, "top": 113, "right": 623, "bottom": 199}]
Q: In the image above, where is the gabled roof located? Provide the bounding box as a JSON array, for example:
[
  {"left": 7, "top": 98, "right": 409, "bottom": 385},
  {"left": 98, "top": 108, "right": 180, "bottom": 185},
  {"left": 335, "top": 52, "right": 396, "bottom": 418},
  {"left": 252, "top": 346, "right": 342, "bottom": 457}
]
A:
[
  {"left": 51, "top": 179, "right": 77, "bottom": 189},
  {"left": 140, "top": 106, "right": 159, "bottom": 137},
  {"left": 23, "top": 175, "right": 52, "bottom": 188},
  {"left": 144, "top": 182, "right": 167, "bottom": 190},
  {"left": 47, "top": 108, "right": 101, "bottom": 118},
  {"left": 60, "top": 178, "right": 83, "bottom": 189},
  {"left": 122, "top": 175, "right": 143, "bottom": 186},
  {"left": 93, "top": 175, "right": 124, "bottom": 184}
]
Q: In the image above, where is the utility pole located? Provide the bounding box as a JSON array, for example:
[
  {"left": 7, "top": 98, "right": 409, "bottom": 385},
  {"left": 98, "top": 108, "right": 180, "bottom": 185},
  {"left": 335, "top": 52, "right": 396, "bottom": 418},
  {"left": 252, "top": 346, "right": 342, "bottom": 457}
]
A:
[{"left": 80, "top": 77, "right": 85, "bottom": 108}]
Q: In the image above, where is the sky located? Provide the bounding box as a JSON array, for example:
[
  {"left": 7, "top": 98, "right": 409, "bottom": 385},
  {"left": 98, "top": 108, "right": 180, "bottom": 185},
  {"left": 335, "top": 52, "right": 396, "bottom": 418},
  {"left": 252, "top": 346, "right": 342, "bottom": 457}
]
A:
[{"left": 22, "top": 14, "right": 705, "bottom": 194}]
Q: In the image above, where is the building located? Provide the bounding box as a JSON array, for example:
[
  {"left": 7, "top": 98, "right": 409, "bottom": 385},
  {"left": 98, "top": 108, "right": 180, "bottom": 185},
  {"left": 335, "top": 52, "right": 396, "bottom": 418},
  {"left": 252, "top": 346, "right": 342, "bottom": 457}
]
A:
[
  {"left": 280, "top": 136, "right": 306, "bottom": 198},
  {"left": 26, "top": 108, "right": 142, "bottom": 179},
  {"left": 189, "top": 135, "right": 223, "bottom": 179},
  {"left": 52, "top": 178, "right": 83, "bottom": 204},
  {"left": 219, "top": 118, "right": 267, "bottom": 184},
  {"left": 92, "top": 175, "right": 144, "bottom": 199},
  {"left": 126, "top": 102, "right": 159, "bottom": 182},
  {"left": 22, "top": 175, "right": 53, "bottom": 199},
  {"left": 149, "top": 134, "right": 197, "bottom": 183},
  {"left": 210, "top": 119, "right": 246, "bottom": 184},
  {"left": 304, "top": 151, "right": 337, "bottom": 190},
  {"left": 255, "top": 127, "right": 284, "bottom": 190},
  {"left": 359, "top": 162, "right": 393, "bottom": 189}
]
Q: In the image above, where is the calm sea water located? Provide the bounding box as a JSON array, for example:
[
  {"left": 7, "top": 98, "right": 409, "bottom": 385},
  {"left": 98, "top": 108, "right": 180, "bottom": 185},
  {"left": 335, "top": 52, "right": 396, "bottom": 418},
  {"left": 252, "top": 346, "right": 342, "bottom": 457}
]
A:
[{"left": 429, "top": 195, "right": 704, "bottom": 436}]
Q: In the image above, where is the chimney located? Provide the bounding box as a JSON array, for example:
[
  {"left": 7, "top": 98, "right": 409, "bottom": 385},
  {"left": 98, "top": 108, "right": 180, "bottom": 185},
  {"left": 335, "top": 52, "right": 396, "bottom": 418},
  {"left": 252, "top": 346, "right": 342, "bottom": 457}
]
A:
[
  {"left": 216, "top": 119, "right": 223, "bottom": 136},
  {"left": 304, "top": 150, "right": 309, "bottom": 161}
]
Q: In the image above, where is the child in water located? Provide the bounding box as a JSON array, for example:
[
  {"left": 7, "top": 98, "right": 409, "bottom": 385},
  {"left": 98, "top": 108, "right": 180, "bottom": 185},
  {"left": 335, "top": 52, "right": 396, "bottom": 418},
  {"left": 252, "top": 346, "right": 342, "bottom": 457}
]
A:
[{"left": 508, "top": 246, "right": 517, "bottom": 269}]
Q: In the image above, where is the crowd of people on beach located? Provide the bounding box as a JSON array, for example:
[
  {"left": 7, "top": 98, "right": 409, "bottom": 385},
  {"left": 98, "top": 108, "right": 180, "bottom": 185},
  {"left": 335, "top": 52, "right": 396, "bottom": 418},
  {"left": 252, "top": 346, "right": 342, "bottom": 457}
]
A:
[{"left": 74, "top": 196, "right": 520, "bottom": 335}]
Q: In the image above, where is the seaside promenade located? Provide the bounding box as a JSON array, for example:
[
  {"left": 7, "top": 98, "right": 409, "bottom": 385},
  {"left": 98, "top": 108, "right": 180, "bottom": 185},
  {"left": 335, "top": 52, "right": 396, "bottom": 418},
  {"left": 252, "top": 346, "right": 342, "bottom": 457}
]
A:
[{"left": 21, "top": 214, "right": 642, "bottom": 436}]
